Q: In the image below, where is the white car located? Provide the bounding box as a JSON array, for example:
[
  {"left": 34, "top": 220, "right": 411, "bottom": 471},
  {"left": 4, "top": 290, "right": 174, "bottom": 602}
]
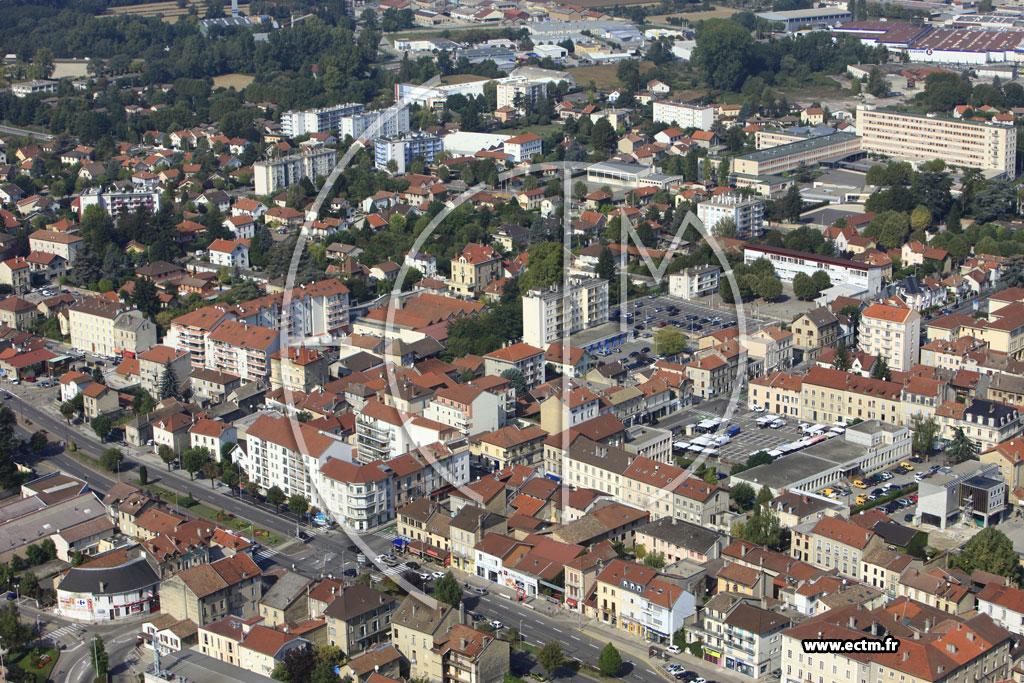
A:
[
  {"left": 667, "top": 645, "right": 682, "bottom": 655},
  {"left": 490, "top": 620, "right": 504, "bottom": 630},
  {"left": 431, "top": 571, "right": 445, "bottom": 579}
]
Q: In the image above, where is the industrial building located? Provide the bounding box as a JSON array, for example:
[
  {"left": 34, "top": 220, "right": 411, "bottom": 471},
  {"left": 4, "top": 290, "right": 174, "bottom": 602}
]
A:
[
  {"left": 732, "top": 133, "right": 862, "bottom": 176},
  {"left": 744, "top": 244, "right": 886, "bottom": 294},
  {"left": 755, "top": 7, "right": 852, "bottom": 32}
]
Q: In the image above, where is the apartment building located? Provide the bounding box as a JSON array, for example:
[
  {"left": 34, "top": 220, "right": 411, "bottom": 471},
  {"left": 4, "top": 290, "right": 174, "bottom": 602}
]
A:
[
  {"left": 238, "top": 625, "right": 310, "bottom": 677},
  {"left": 449, "top": 505, "right": 508, "bottom": 574},
  {"left": 732, "top": 133, "right": 861, "bottom": 176},
  {"left": 651, "top": 101, "right": 714, "bottom": 130},
  {"left": 470, "top": 425, "right": 547, "bottom": 470},
  {"left": 189, "top": 419, "right": 237, "bottom": 458},
  {"left": 857, "top": 105, "right": 1017, "bottom": 175},
  {"left": 800, "top": 366, "right": 902, "bottom": 425},
  {"left": 317, "top": 457, "right": 395, "bottom": 531},
  {"left": 28, "top": 230, "right": 83, "bottom": 263},
  {"left": 745, "top": 245, "right": 884, "bottom": 295},
  {"left": 234, "top": 279, "right": 351, "bottom": 341},
  {"left": 780, "top": 601, "right": 1014, "bottom": 683},
  {"left": 339, "top": 107, "right": 411, "bottom": 140},
  {"left": 561, "top": 438, "right": 635, "bottom": 500},
  {"left": 0, "top": 297, "right": 37, "bottom": 330},
  {"left": 390, "top": 596, "right": 458, "bottom": 681},
  {"left": 859, "top": 302, "right": 921, "bottom": 372},
  {"left": 137, "top": 345, "right": 190, "bottom": 398},
  {"left": 790, "top": 308, "right": 840, "bottom": 363},
  {"left": 790, "top": 516, "right": 879, "bottom": 577},
  {"left": 684, "top": 354, "right": 731, "bottom": 399},
  {"left": 496, "top": 79, "right": 546, "bottom": 109},
  {"left": 0, "top": 258, "right": 31, "bottom": 295},
  {"left": 700, "top": 594, "right": 790, "bottom": 679},
  {"left": 238, "top": 413, "right": 351, "bottom": 500},
  {"left": 424, "top": 383, "right": 506, "bottom": 437},
  {"left": 75, "top": 188, "right": 161, "bottom": 217},
  {"left": 977, "top": 582, "right": 1024, "bottom": 635},
  {"left": 205, "top": 321, "right": 281, "bottom": 382},
  {"left": 936, "top": 398, "right": 1022, "bottom": 452},
  {"left": 635, "top": 517, "right": 726, "bottom": 565},
  {"left": 374, "top": 131, "right": 442, "bottom": 173},
  {"left": 697, "top": 194, "right": 765, "bottom": 239},
  {"left": 166, "top": 305, "right": 237, "bottom": 369},
  {"left": 253, "top": 148, "right": 338, "bottom": 196},
  {"left": 622, "top": 457, "right": 729, "bottom": 528},
  {"left": 425, "top": 624, "right": 509, "bottom": 683},
  {"left": 668, "top": 266, "right": 721, "bottom": 299},
  {"left": 593, "top": 559, "right": 695, "bottom": 644},
  {"left": 208, "top": 239, "right": 250, "bottom": 269},
  {"left": 269, "top": 346, "right": 330, "bottom": 394},
  {"left": 69, "top": 298, "right": 157, "bottom": 356},
  {"left": 539, "top": 387, "right": 603, "bottom": 435},
  {"left": 522, "top": 277, "right": 609, "bottom": 348},
  {"left": 450, "top": 242, "right": 503, "bottom": 298},
  {"left": 355, "top": 399, "right": 461, "bottom": 461},
  {"left": 503, "top": 133, "right": 543, "bottom": 163},
  {"left": 980, "top": 437, "right": 1024, "bottom": 505},
  {"left": 742, "top": 326, "right": 794, "bottom": 374},
  {"left": 483, "top": 343, "right": 545, "bottom": 389},
  {"left": 322, "top": 585, "right": 396, "bottom": 655},
  {"left": 281, "top": 103, "right": 365, "bottom": 136},
  {"left": 159, "top": 553, "right": 262, "bottom": 626}
]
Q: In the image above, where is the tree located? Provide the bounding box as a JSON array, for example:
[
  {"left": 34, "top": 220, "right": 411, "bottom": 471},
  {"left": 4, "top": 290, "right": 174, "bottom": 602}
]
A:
[
  {"left": 596, "top": 246, "right": 616, "bottom": 282},
  {"left": 591, "top": 118, "right": 617, "bottom": 153},
  {"left": 717, "top": 156, "right": 731, "bottom": 186},
  {"left": 910, "top": 205, "right": 933, "bottom": 232},
  {"left": 91, "top": 415, "right": 112, "bottom": 441},
  {"left": 538, "top": 641, "right": 565, "bottom": 674},
  {"left": 866, "top": 67, "right": 889, "bottom": 97},
  {"left": 19, "top": 572, "right": 38, "bottom": 600},
  {"left": 598, "top": 643, "right": 622, "bottom": 676},
  {"left": 181, "top": 447, "right": 210, "bottom": 480},
  {"left": 781, "top": 184, "right": 803, "bottom": 221},
  {"left": 29, "top": 430, "right": 47, "bottom": 455},
  {"left": 732, "top": 483, "right": 756, "bottom": 510},
  {"left": 692, "top": 20, "right": 754, "bottom": 91},
  {"left": 273, "top": 646, "right": 315, "bottom": 683},
  {"left": 505, "top": 627, "right": 522, "bottom": 650},
  {"left": 0, "top": 604, "right": 30, "bottom": 651},
  {"left": 130, "top": 277, "right": 161, "bottom": 319},
  {"left": 792, "top": 272, "right": 819, "bottom": 300},
  {"left": 643, "top": 551, "right": 666, "bottom": 569},
  {"left": 947, "top": 427, "right": 977, "bottom": 464},
  {"left": 911, "top": 414, "right": 938, "bottom": 457},
  {"left": 60, "top": 400, "right": 77, "bottom": 424},
  {"left": 972, "top": 179, "right": 1017, "bottom": 223},
  {"left": 952, "top": 526, "right": 1020, "bottom": 580},
  {"left": 288, "top": 494, "right": 309, "bottom": 519},
  {"left": 654, "top": 327, "right": 688, "bottom": 356},
  {"left": 100, "top": 448, "right": 123, "bottom": 472},
  {"left": 756, "top": 485, "right": 774, "bottom": 506},
  {"left": 91, "top": 635, "right": 109, "bottom": 683},
  {"left": 433, "top": 572, "right": 462, "bottom": 608},
  {"left": 833, "top": 341, "right": 852, "bottom": 371},
  {"left": 159, "top": 444, "right": 177, "bottom": 471},
  {"left": 29, "top": 47, "right": 55, "bottom": 80},
  {"left": 732, "top": 505, "right": 783, "bottom": 549},
  {"left": 712, "top": 217, "right": 737, "bottom": 239},
  {"left": 139, "top": 465, "right": 148, "bottom": 486},
  {"left": 871, "top": 358, "right": 891, "bottom": 381},
  {"left": 500, "top": 368, "right": 528, "bottom": 397},
  {"left": 159, "top": 362, "right": 179, "bottom": 399},
  {"left": 202, "top": 461, "right": 219, "bottom": 486},
  {"left": 947, "top": 202, "right": 962, "bottom": 233},
  {"left": 267, "top": 486, "right": 286, "bottom": 512},
  {"left": 703, "top": 468, "right": 718, "bottom": 484},
  {"left": 310, "top": 661, "right": 338, "bottom": 683},
  {"left": 755, "top": 274, "right": 782, "bottom": 301},
  {"left": 811, "top": 270, "right": 831, "bottom": 292}
]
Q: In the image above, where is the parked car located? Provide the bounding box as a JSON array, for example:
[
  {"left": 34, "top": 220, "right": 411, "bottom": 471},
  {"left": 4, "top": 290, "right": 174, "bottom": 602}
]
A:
[
  {"left": 343, "top": 568, "right": 357, "bottom": 577},
  {"left": 406, "top": 561, "right": 420, "bottom": 570},
  {"left": 490, "top": 620, "right": 504, "bottom": 630},
  {"left": 667, "top": 645, "right": 682, "bottom": 655},
  {"left": 431, "top": 571, "right": 445, "bottom": 579},
  {"left": 472, "top": 587, "right": 487, "bottom": 595}
]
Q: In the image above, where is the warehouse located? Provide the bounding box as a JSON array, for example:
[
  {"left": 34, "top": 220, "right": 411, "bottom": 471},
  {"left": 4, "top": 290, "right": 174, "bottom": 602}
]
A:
[
  {"left": 731, "top": 133, "right": 862, "bottom": 177},
  {"left": 755, "top": 7, "right": 852, "bottom": 33}
]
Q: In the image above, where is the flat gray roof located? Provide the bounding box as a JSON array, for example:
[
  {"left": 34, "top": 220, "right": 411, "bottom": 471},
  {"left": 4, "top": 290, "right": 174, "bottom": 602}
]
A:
[
  {"left": 736, "top": 133, "right": 861, "bottom": 164},
  {"left": 569, "top": 321, "right": 628, "bottom": 346},
  {"left": 732, "top": 438, "right": 867, "bottom": 490},
  {"left": 756, "top": 8, "right": 851, "bottom": 18}
]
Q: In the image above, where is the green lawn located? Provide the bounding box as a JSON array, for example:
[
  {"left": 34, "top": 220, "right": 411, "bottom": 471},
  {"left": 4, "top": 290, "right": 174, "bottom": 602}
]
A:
[
  {"left": 148, "top": 484, "right": 284, "bottom": 546},
  {"left": 13, "top": 647, "right": 59, "bottom": 683}
]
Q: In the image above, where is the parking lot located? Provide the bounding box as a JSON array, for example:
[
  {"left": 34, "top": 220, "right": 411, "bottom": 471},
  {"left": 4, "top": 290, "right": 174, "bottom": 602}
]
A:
[{"left": 602, "top": 294, "right": 778, "bottom": 366}]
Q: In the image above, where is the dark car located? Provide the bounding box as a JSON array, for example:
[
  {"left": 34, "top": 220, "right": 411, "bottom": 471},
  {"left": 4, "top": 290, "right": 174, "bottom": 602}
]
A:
[
  {"left": 343, "top": 568, "right": 358, "bottom": 577},
  {"left": 871, "top": 488, "right": 884, "bottom": 496},
  {"left": 641, "top": 347, "right": 651, "bottom": 354},
  {"left": 406, "top": 561, "right": 420, "bottom": 570},
  {"left": 470, "top": 612, "right": 485, "bottom": 621},
  {"left": 909, "top": 456, "right": 923, "bottom": 463},
  {"left": 692, "top": 323, "right": 703, "bottom": 330},
  {"left": 297, "top": 530, "right": 312, "bottom": 542},
  {"left": 635, "top": 324, "right": 646, "bottom": 331}
]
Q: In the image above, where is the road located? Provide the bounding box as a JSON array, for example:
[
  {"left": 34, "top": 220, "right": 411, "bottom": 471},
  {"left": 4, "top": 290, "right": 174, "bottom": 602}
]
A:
[
  {"left": 9, "top": 386, "right": 395, "bottom": 579},
  {"left": 0, "top": 123, "right": 54, "bottom": 141}
]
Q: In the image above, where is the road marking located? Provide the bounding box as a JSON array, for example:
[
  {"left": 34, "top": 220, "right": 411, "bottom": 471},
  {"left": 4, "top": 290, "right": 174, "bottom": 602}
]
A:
[{"left": 570, "top": 636, "right": 581, "bottom": 641}]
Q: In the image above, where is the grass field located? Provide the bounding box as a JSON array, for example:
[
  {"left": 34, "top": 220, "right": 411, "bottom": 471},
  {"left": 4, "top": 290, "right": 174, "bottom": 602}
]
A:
[
  {"left": 13, "top": 647, "right": 59, "bottom": 683},
  {"left": 213, "top": 73, "right": 255, "bottom": 89},
  {"left": 568, "top": 60, "right": 655, "bottom": 89},
  {"left": 647, "top": 5, "right": 737, "bottom": 22},
  {"left": 103, "top": 0, "right": 250, "bottom": 23}
]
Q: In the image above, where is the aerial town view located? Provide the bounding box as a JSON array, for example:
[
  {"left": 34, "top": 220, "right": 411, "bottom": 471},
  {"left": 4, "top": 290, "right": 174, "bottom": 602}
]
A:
[{"left": 8, "top": 0, "right": 1024, "bottom": 683}]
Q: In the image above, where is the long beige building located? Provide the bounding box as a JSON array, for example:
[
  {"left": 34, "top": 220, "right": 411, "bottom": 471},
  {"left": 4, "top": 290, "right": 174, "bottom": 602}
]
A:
[
  {"left": 856, "top": 105, "right": 1017, "bottom": 175},
  {"left": 68, "top": 298, "right": 158, "bottom": 356}
]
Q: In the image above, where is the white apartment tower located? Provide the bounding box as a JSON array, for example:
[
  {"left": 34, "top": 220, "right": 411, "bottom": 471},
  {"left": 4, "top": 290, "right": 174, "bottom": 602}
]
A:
[
  {"left": 496, "top": 79, "right": 546, "bottom": 110},
  {"left": 522, "top": 277, "right": 610, "bottom": 348},
  {"left": 697, "top": 193, "right": 765, "bottom": 239},
  {"left": 281, "top": 103, "right": 365, "bottom": 137},
  {"left": 652, "top": 101, "right": 715, "bottom": 131},
  {"left": 338, "top": 107, "right": 411, "bottom": 140},
  {"left": 856, "top": 105, "right": 1017, "bottom": 175},
  {"left": 858, "top": 302, "right": 922, "bottom": 373},
  {"left": 253, "top": 148, "right": 338, "bottom": 196}
]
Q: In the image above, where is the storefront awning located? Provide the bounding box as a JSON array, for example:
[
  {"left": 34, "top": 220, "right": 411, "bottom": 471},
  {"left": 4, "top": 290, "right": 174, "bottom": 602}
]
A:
[{"left": 704, "top": 649, "right": 722, "bottom": 658}]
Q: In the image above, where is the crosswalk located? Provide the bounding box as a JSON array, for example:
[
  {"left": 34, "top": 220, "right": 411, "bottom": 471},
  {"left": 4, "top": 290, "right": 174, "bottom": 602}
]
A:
[
  {"left": 254, "top": 548, "right": 279, "bottom": 563},
  {"left": 48, "top": 624, "right": 83, "bottom": 640},
  {"left": 369, "top": 528, "right": 397, "bottom": 540}
]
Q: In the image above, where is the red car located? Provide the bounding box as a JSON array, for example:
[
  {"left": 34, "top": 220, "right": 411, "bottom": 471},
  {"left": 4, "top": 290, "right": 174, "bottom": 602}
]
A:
[{"left": 909, "top": 494, "right": 918, "bottom": 502}]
